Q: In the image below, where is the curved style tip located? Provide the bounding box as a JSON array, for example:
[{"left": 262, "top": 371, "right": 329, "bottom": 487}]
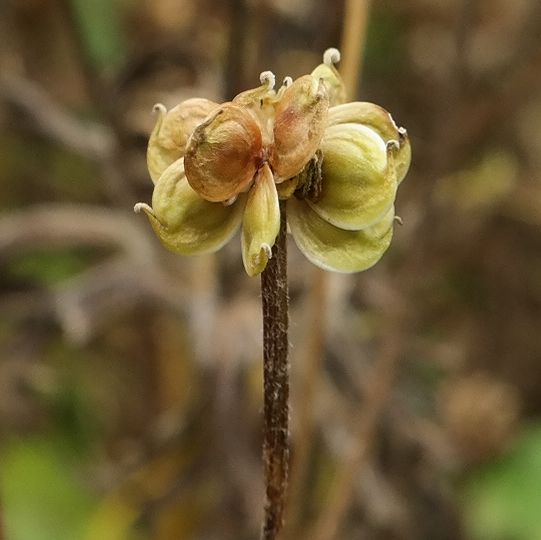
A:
[
  {"left": 261, "top": 243, "right": 273, "bottom": 260},
  {"left": 282, "top": 76, "right": 293, "bottom": 88},
  {"left": 259, "top": 70, "right": 276, "bottom": 90},
  {"left": 386, "top": 139, "right": 400, "bottom": 151},
  {"left": 152, "top": 103, "right": 167, "bottom": 115},
  {"left": 276, "top": 77, "right": 293, "bottom": 99},
  {"left": 134, "top": 202, "right": 152, "bottom": 214},
  {"left": 394, "top": 215, "right": 404, "bottom": 225},
  {"left": 323, "top": 47, "right": 341, "bottom": 66}
]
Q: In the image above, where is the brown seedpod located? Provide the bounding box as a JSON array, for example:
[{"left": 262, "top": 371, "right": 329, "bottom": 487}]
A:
[
  {"left": 147, "top": 98, "right": 218, "bottom": 183},
  {"left": 184, "top": 103, "right": 263, "bottom": 202},
  {"left": 270, "top": 75, "right": 329, "bottom": 182}
]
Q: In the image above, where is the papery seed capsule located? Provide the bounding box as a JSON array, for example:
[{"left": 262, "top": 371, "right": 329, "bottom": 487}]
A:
[
  {"left": 233, "top": 71, "right": 277, "bottom": 147},
  {"left": 134, "top": 159, "right": 244, "bottom": 255},
  {"left": 310, "top": 48, "right": 346, "bottom": 107},
  {"left": 328, "top": 102, "right": 411, "bottom": 183},
  {"left": 328, "top": 102, "right": 396, "bottom": 139},
  {"left": 394, "top": 128, "right": 411, "bottom": 185},
  {"left": 184, "top": 103, "right": 263, "bottom": 202},
  {"left": 241, "top": 163, "right": 280, "bottom": 276},
  {"left": 288, "top": 198, "right": 395, "bottom": 273},
  {"left": 271, "top": 75, "right": 329, "bottom": 182},
  {"left": 147, "top": 98, "right": 218, "bottom": 184},
  {"left": 234, "top": 71, "right": 276, "bottom": 107},
  {"left": 307, "top": 122, "right": 397, "bottom": 231}
]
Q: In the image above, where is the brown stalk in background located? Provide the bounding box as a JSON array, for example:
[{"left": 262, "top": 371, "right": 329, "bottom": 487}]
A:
[
  {"left": 287, "top": 1, "right": 406, "bottom": 539},
  {"left": 286, "top": 1, "right": 374, "bottom": 538},
  {"left": 340, "top": 0, "right": 372, "bottom": 97},
  {"left": 308, "top": 1, "right": 409, "bottom": 537}
]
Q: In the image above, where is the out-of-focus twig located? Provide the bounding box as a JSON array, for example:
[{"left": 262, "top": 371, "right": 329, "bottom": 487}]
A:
[
  {"left": 307, "top": 3, "right": 407, "bottom": 538},
  {"left": 0, "top": 255, "right": 187, "bottom": 346},
  {"left": 214, "top": 357, "right": 263, "bottom": 533},
  {"left": 0, "top": 74, "right": 114, "bottom": 161},
  {"left": 285, "top": 1, "right": 374, "bottom": 536},
  {"left": 284, "top": 267, "right": 327, "bottom": 539},
  {"left": 54, "top": 257, "right": 187, "bottom": 344},
  {"left": 0, "top": 204, "right": 191, "bottom": 343},
  {"left": 310, "top": 319, "right": 405, "bottom": 540},
  {"left": 57, "top": 0, "right": 137, "bottom": 204},
  {"left": 0, "top": 204, "right": 153, "bottom": 262},
  {"left": 187, "top": 255, "right": 219, "bottom": 365},
  {"left": 57, "top": 0, "right": 126, "bottom": 144},
  {"left": 339, "top": 0, "right": 372, "bottom": 99},
  {"left": 0, "top": 72, "right": 136, "bottom": 205},
  {"left": 224, "top": 0, "right": 250, "bottom": 99}
]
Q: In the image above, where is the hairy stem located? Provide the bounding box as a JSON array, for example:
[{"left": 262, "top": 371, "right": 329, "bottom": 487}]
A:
[{"left": 260, "top": 200, "right": 289, "bottom": 540}]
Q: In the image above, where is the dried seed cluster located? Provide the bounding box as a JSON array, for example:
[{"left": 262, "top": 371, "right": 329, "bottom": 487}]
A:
[{"left": 136, "top": 48, "right": 411, "bottom": 275}]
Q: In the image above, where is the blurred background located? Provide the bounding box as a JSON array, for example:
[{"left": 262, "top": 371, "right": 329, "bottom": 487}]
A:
[{"left": 1, "top": 0, "right": 541, "bottom": 539}]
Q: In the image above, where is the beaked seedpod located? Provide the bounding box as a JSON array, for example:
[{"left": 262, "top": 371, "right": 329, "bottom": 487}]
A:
[
  {"left": 328, "top": 102, "right": 411, "bottom": 183},
  {"left": 233, "top": 71, "right": 277, "bottom": 147},
  {"left": 134, "top": 158, "right": 244, "bottom": 255},
  {"left": 288, "top": 198, "right": 395, "bottom": 273},
  {"left": 241, "top": 163, "right": 280, "bottom": 276},
  {"left": 184, "top": 103, "right": 263, "bottom": 202},
  {"left": 271, "top": 75, "right": 329, "bottom": 182},
  {"left": 307, "top": 122, "right": 397, "bottom": 230},
  {"left": 147, "top": 98, "right": 219, "bottom": 184},
  {"left": 310, "top": 48, "right": 346, "bottom": 107}
]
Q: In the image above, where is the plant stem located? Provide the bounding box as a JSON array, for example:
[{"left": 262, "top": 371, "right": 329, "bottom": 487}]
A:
[{"left": 260, "top": 200, "right": 289, "bottom": 540}]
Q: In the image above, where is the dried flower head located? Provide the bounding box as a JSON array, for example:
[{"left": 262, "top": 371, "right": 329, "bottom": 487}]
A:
[{"left": 136, "top": 49, "right": 411, "bottom": 275}]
